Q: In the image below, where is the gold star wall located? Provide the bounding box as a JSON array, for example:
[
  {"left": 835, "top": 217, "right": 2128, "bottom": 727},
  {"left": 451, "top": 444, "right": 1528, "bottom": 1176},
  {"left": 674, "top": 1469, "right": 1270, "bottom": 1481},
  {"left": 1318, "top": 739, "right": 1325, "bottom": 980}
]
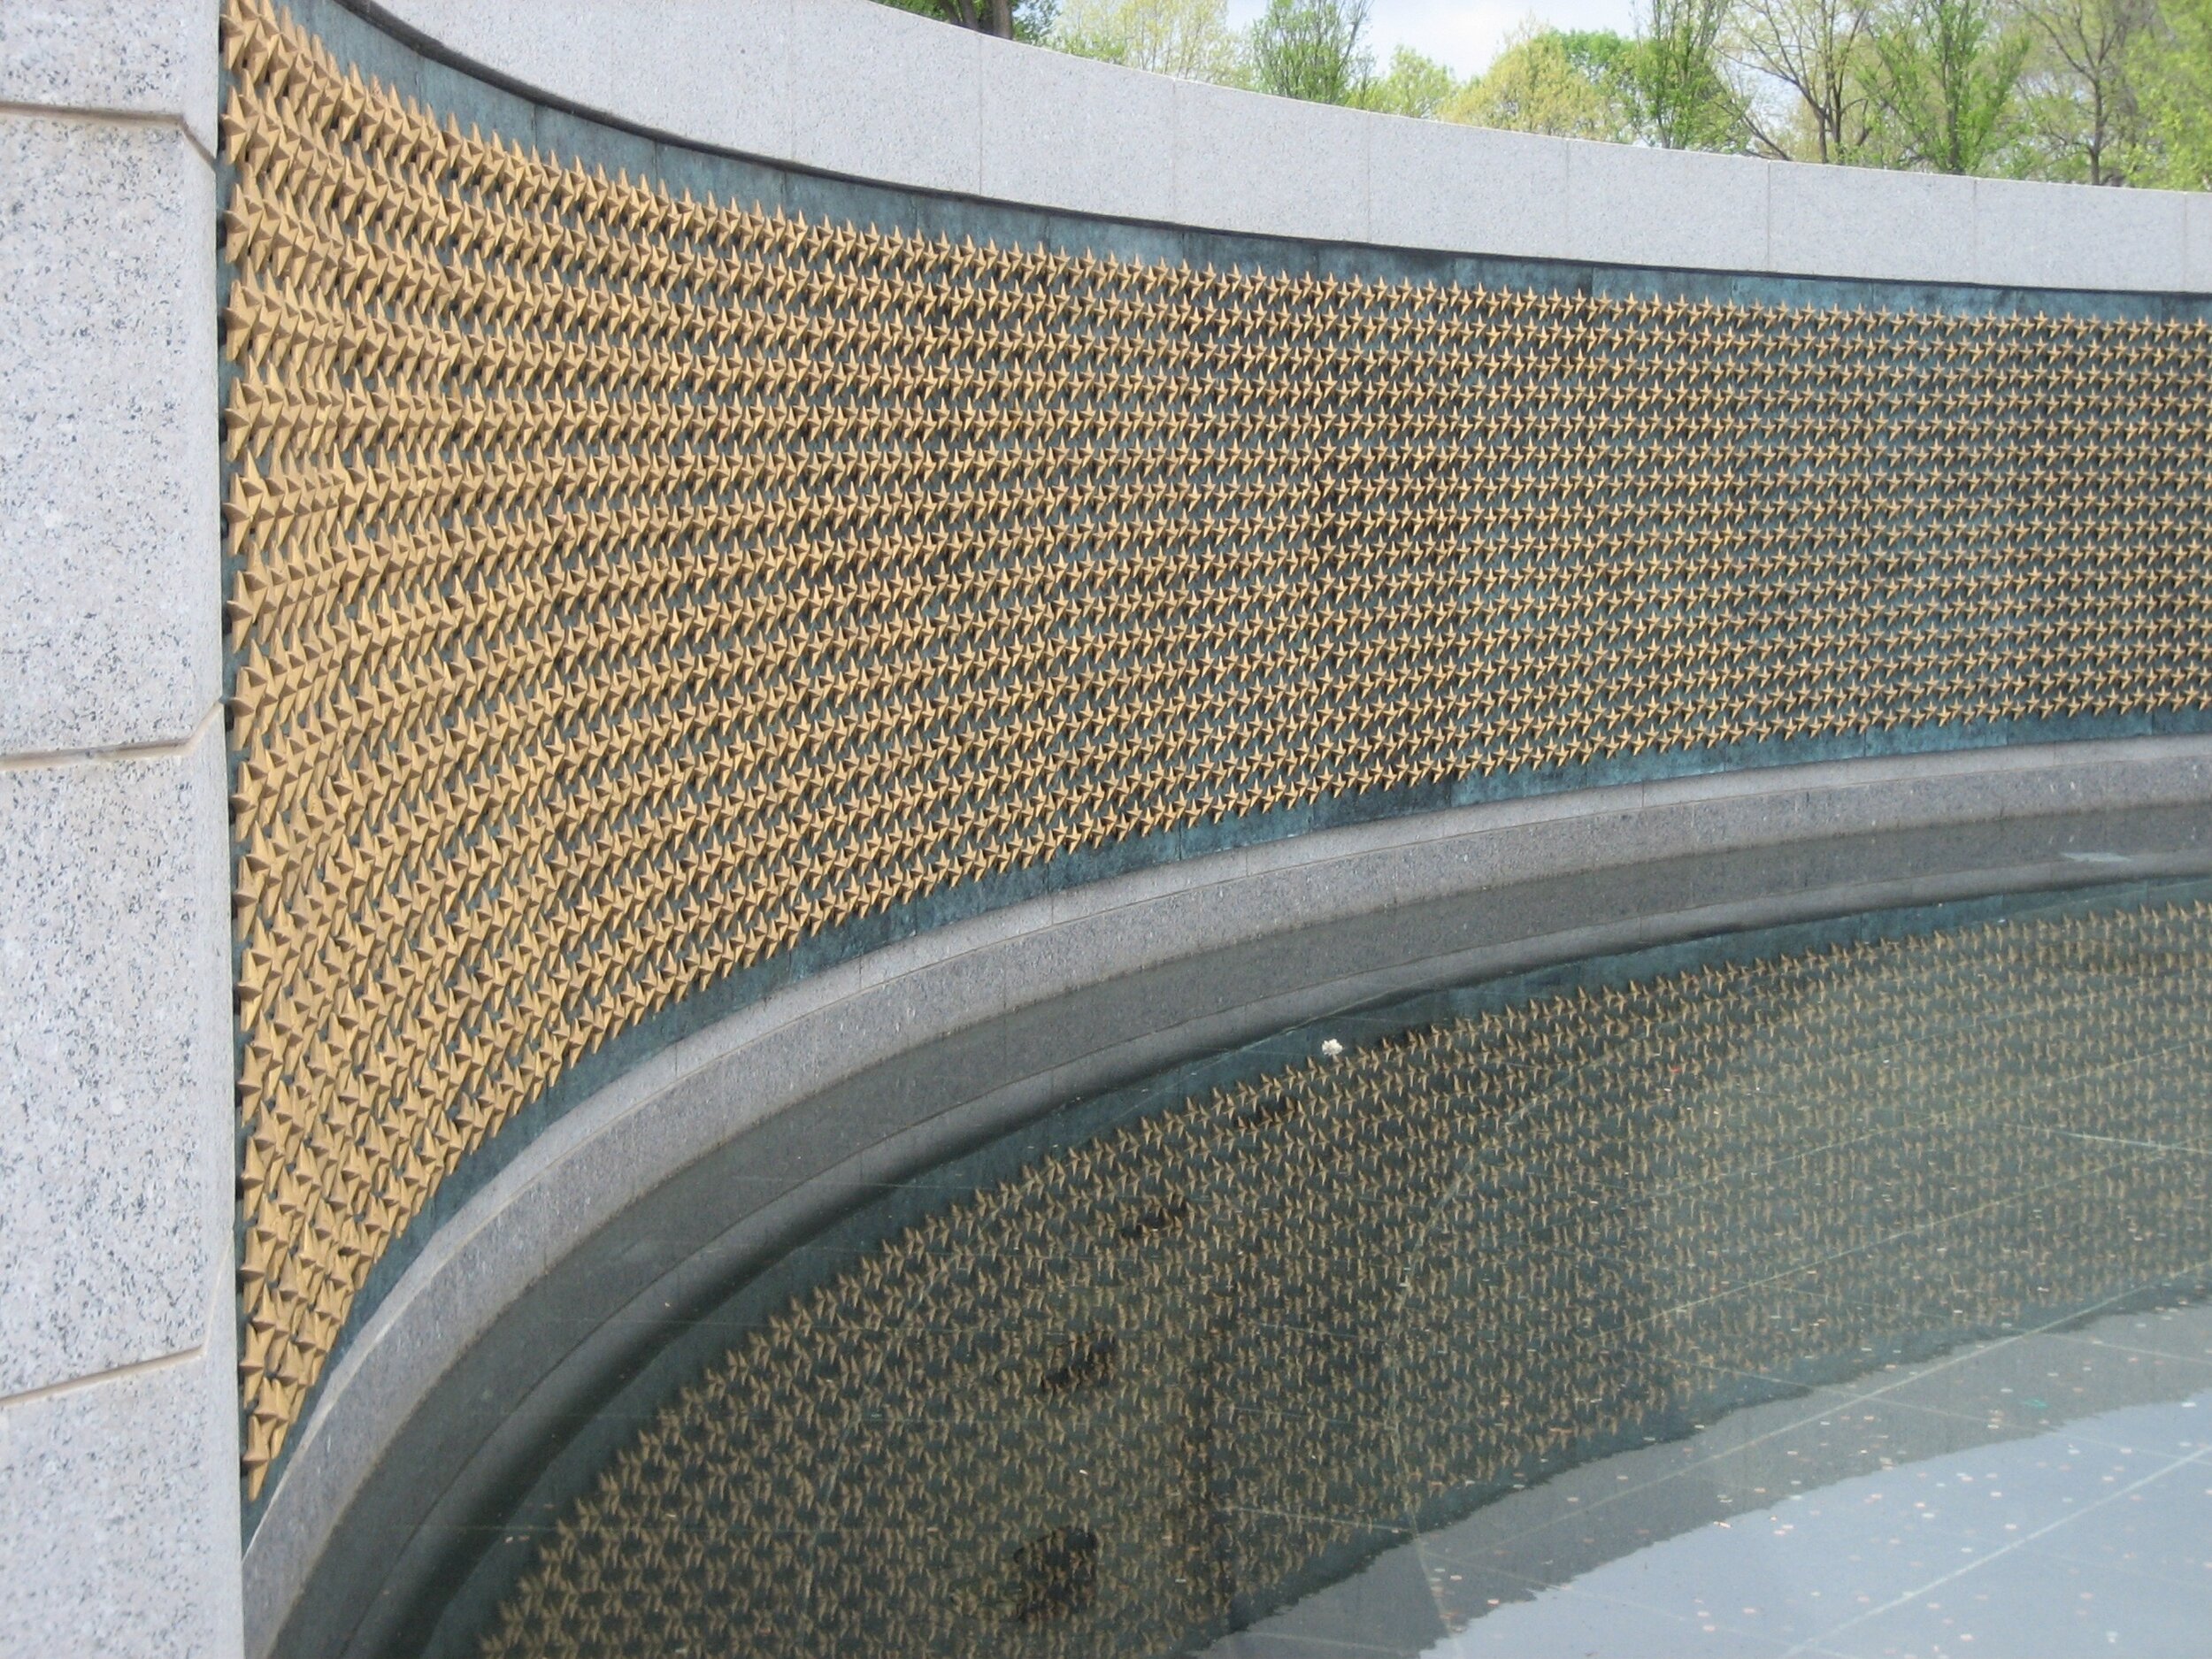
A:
[{"left": 220, "top": 0, "right": 2212, "bottom": 1494}]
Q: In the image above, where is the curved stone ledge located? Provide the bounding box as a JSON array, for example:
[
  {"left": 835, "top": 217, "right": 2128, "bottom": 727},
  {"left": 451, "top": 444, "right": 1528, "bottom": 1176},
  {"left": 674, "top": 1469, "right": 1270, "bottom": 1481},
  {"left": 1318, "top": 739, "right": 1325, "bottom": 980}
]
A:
[
  {"left": 358, "top": 0, "right": 2212, "bottom": 295},
  {"left": 246, "top": 733, "right": 2212, "bottom": 1656}
]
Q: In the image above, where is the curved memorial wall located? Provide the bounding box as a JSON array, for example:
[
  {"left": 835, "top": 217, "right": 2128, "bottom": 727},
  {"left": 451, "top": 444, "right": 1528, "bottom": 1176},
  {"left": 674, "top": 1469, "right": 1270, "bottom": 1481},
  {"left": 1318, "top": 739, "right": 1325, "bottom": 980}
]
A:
[{"left": 221, "top": 0, "right": 2212, "bottom": 1601}]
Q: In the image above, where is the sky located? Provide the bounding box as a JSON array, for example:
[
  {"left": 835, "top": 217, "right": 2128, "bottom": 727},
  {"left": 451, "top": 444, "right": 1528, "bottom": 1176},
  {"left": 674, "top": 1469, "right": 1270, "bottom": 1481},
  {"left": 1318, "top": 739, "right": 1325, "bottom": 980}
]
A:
[{"left": 1221, "top": 0, "right": 1644, "bottom": 81}]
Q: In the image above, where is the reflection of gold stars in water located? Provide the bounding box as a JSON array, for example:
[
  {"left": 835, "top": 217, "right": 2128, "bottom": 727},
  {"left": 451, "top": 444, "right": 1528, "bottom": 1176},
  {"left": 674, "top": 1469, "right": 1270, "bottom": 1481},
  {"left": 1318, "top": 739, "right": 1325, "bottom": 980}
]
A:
[{"left": 483, "top": 899, "right": 2212, "bottom": 1657}]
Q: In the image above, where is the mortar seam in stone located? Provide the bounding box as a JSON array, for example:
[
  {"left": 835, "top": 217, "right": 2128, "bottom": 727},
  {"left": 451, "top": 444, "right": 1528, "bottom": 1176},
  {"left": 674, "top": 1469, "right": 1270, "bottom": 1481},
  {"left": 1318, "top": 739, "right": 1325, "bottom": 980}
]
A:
[
  {"left": 0, "top": 99, "right": 215, "bottom": 167},
  {"left": 0, "top": 1340, "right": 206, "bottom": 1413},
  {"left": 0, "top": 701, "right": 223, "bottom": 773}
]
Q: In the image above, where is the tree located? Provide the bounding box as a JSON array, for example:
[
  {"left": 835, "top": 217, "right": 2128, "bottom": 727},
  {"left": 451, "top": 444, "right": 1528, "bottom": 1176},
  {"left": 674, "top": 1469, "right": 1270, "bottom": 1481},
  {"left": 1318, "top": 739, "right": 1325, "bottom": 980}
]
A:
[
  {"left": 1441, "top": 26, "right": 1635, "bottom": 138},
  {"left": 1730, "top": 0, "right": 1880, "bottom": 160},
  {"left": 1624, "top": 0, "right": 1751, "bottom": 147},
  {"left": 1863, "top": 0, "right": 2031, "bottom": 171},
  {"left": 875, "top": 0, "right": 1057, "bottom": 40},
  {"left": 1356, "top": 46, "right": 1461, "bottom": 116},
  {"left": 1248, "top": 0, "right": 1373, "bottom": 104},
  {"left": 2139, "top": 0, "right": 2212, "bottom": 187},
  {"left": 1051, "top": 0, "right": 1244, "bottom": 79},
  {"left": 2012, "top": 0, "right": 2155, "bottom": 181}
]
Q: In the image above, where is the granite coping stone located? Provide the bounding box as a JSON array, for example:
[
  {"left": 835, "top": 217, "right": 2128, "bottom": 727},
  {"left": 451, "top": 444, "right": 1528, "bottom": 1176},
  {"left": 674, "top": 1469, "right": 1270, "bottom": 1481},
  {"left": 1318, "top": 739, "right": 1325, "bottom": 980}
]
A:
[{"left": 368, "top": 0, "right": 2206, "bottom": 293}]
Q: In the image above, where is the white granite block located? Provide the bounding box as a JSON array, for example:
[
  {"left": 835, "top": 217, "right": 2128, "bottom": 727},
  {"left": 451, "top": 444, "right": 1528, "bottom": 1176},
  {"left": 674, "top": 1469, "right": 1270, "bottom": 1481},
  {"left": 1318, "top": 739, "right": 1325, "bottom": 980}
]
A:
[
  {"left": 0, "top": 726, "right": 230, "bottom": 1397},
  {"left": 1369, "top": 117, "right": 1571, "bottom": 259},
  {"left": 1172, "top": 79, "right": 1370, "bottom": 244},
  {"left": 601, "top": 0, "right": 794, "bottom": 158},
  {"left": 379, "top": 0, "right": 797, "bottom": 160},
  {"left": 788, "top": 0, "right": 979, "bottom": 196},
  {"left": 1973, "top": 174, "right": 2186, "bottom": 292},
  {"left": 0, "top": 0, "right": 218, "bottom": 154},
  {"left": 1563, "top": 138, "right": 1770, "bottom": 273},
  {"left": 2186, "top": 192, "right": 2212, "bottom": 295},
  {"left": 387, "top": 0, "right": 617, "bottom": 113},
  {"left": 0, "top": 113, "right": 219, "bottom": 757},
  {"left": 0, "top": 1344, "right": 241, "bottom": 1659},
  {"left": 978, "top": 36, "right": 1177, "bottom": 224},
  {"left": 1770, "top": 160, "right": 1975, "bottom": 283}
]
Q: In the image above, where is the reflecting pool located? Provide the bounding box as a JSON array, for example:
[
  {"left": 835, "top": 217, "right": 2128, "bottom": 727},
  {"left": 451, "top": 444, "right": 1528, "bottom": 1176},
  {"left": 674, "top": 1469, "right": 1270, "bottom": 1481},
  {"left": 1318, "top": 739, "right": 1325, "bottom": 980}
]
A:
[{"left": 339, "top": 877, "right": 2212, "bottom": 1657}]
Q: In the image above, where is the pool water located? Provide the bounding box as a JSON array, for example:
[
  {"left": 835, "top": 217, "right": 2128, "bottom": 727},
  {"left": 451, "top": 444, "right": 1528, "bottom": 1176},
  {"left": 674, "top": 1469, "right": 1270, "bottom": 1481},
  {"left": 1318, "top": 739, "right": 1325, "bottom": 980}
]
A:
[{"left": 328, "top": 875, "right": 2212, "bottom": 1658}]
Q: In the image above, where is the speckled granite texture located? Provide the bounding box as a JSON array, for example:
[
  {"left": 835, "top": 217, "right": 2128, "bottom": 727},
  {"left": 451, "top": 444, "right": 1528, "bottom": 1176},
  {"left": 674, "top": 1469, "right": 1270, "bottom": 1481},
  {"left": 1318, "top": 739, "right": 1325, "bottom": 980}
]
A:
[
  {"left": 0, "top": 113, "right": 219, "bottom": 757},
  {"left": 0, "top": 2, "right": 234, "bottom": 1655}
]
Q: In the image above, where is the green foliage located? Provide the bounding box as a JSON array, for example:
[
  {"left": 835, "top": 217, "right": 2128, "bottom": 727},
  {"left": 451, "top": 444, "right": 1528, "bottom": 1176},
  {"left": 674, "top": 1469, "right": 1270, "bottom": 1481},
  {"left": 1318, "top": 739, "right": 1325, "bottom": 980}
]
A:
[
  {"left": 1441, "top": 26, "right": 1635, "bottom": 138},
  {"left": 1557, "top": 27, "right": 1642, "bottom": 84},
  {"left": 1355, "top": 46, "right": 1461, "bottom": 116},
  {"left": 1862, "top": 0, "right": 2031, "bottom": 170},
  {"left": 1248, "top": 0, "right": 1372, "bottom": 104},
  {"left": 1050, "top": 0, "right": 1243, "bottom": 78},
  {"left": 2139, "top": 0, "right": 2212, "bottom": 185},
  {"left": 1729, "top": 0, "right": 1881, "bottom": 161},
  {"left": 891, "top": 0, "right": 2212, "bottom": 190},
  {"left": 876, "top": 0, "right": 1060, "bottom": 42},
  {"left": 2011, "top": 0, "right": 2155, "bottom": 182},
  {"left": 1625, "top": 0, "right": 1751, "bottom": 147}
]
